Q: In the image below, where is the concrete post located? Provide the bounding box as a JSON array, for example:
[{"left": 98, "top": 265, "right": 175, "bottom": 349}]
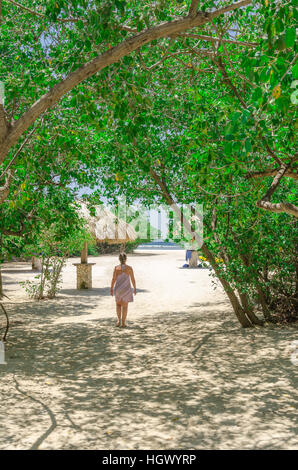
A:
[
  {"left": 189, "top": 250, "right": 198, "bottom": 268},
  {"left": 73, "top": 263, "right": 95, "bottom": 289}
]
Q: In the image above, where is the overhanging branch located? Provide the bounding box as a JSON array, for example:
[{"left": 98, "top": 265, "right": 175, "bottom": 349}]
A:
[
  {"left": 256, "top": 200, "right": 298, "bottom": 217},
  {"left": 178, "top": 33, "right": 257, "bottom": 47},
  {"left": 189, "top": 1, "right": 200, "bottom": 18},
  {"left": 0, "top": 0, "right": 252, "bottom": 163},
  {"left": 256, "top": 164, "right": 298, "bottom": 217},
  {"left": 0, "top": 104, "right": 9, "bottom": 141},
  {"left": 0, "top": 169, "right": 13, "bottom": 204},
  {"left": 247, "top": 168, "right": 298, "bottom": 181}
]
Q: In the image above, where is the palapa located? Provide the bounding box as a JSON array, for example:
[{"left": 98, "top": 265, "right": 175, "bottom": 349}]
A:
[{"left": 77, "top": 201, "right": 136, "bottom": 245}]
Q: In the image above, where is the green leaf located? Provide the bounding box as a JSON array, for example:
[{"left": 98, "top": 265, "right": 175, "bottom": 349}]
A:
[
  {"left": 245, "top": 139, "right": 252, "bottom": 153},
  {"left": 285, "top": 28, "right": 296, "bottom": 48},
  {"left": 275, "top": 35, "right": 286, "bottom": 51},
  {"left": 252, "top": 87, "right": 263, "bottom": 103},
  {"left": 224, "top": 141, "right": 233, "bottom": 156},
  {"left": 259, "top": 68, "right": 269, "bottom": 83},
  {"left": 292, "top": 63, "right": 298, "bottom": 79},
  {"left": 275, "top": 18, "right": 284, "bottom": 34},
  {"left": 224, "top": 123, "right": 233, "bottom": 136}
]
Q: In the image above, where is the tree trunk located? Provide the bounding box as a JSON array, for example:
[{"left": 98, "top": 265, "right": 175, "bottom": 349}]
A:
[
  {"left": 210, "top": 209, "right": 254, "bottom": 326},
  {"left": 179, "top": 206, "right": 253, "bottom": 326},
  {"left": 229, "top": 229, "right": 272, "bottom": 323},
  {"left": 295, "top": 257, "right": 298, "bottom": 298},
  {"left": 149, "top": 168, "right": 253, "bottom": 327},
  {"left": 256, "top": 287, "right": 273, "bottom": 322},
  {"left": 179, "top": 204, "right": 253, "bottom": 326},
  {"left": 200, "top": 243, "right": 252, "bottom": 327},
  {"left": 81, "top": 242, "right": 88, "bottom": 264},
  {"left": 238, "top": 291, "right": 264, "bottom": 326},
  {"left": 0, "top": 267, "right": 3, "bottom": 299},
  {"left": 263, "top": 263, "right": 269, "bottom": 283}
]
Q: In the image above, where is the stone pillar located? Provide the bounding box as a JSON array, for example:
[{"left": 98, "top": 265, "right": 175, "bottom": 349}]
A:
[
  {"left": 189, "top": 250, "right": 198, "bottom": 268},
  {"left": 73, "top": 263, "right": 95, "bottom": 289}
]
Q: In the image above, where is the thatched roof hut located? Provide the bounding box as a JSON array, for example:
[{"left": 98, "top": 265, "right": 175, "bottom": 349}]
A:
[{"left": 77, "top": 201, "right": 136, "bottom": 244}]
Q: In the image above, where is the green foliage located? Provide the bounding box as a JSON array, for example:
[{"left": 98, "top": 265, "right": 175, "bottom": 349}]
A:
[
  {"left": 94, "top": 240, "right": 141, "bottom": 255},
  {"left": 20, "top": 255, "right": 67, "bottom": 300},
  {"left": 20, "top": 219, "right": 88, "bottom": 299},
  {"left": 0, "top": 1, "right": 297, "bottom": 324}
]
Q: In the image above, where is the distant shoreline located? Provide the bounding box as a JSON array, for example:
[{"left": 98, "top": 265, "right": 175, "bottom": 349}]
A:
[{"left": 136, "top": 242, "right": 184, "bottom": 251}]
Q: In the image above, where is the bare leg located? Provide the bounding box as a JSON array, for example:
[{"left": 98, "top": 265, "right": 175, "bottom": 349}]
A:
[
  {"left": 116, "top": 303, "right": 121, "bottom": 326},
  {"left": 121, "top": 303, "right": 128, "bottom": 327}
]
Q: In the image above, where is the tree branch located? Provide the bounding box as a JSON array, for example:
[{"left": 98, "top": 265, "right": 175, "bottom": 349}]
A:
[
  {"left": 2, "top": 220, "right": 26, "bottom": 236},
  {"left": 221, "top": 40, "right": 256, "bottom": 87},
  {"left": 0, "top": 122, "right": 39, "bottom": 180},
  {"left": 261, "top": 164, "right": 289, "bottom": 202},
  {"left": 149, "top": 166, "right": 252, "bottom": 327},
  {"left": 1, "top": 207, "right": 36, "bottom": 236},
  {"left": 262, "top": 139, "right": 283, "bottom": 166},
  {"left": 0, "top": 104, "right": 9, "bottom": 141},
  {"left": 117, "top": 25, "right": 138, "bottom": 33},
  {"left": 0, "top": 169, "right": 13, "bottom": 204},
  {"left": 215, "top": 56, "right": 247, "bottom": 107},
  {"left": 211, "top": 206, "right": 230, "bottom": 265},
  {"left": 256, "top": 164, "right": 298, "bottom": 217},
  {"left": 138, "top": 41, "right": 173, "bottom": 71},
  {"left": 0, "top": 0, "right": 252, "bottom": 163},
  {"left": 247, "top": 168, "right": 298, "bottom": 181},
  {"left": 178, "top": 33, "right": 257, "bottom": 47},
  {"left": 256, "top": 200, "right": 298, "bottom": 217},
  {"left": 189, "top": 1, "right": 199, "bottom": 18}
]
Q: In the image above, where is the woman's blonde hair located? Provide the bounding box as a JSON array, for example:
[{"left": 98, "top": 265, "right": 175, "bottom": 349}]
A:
[{"left": 119, "top": 252, "right": 127, "bottom": 265}]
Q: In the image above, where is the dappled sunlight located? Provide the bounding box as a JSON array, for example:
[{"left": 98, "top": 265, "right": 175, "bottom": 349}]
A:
[
  {"left": 0, "top": 252, "right": 297, "bottom": 449},
  {"left": 1, "top": 0, "right": 297, "bottom": 452}
]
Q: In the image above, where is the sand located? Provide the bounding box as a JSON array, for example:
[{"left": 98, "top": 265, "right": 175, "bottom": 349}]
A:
[{"left": 0, "top": 249, "right": 297, "bottom": 450}]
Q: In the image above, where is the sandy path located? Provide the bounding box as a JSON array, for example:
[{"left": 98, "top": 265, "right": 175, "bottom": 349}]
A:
[{"left": 0, "top": 250, "right": 297, "bottom": 450}]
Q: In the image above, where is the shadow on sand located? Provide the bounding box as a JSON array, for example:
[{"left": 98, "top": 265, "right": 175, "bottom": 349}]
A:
[
  {"left": 59, "top": 287, "right": 149, "bottom": 297},
  {"left": 1, "top": 297, "right": 297, "bottom": 450},
  {"left": 2, "top": 269, "right": 36, "bottom": 275}
]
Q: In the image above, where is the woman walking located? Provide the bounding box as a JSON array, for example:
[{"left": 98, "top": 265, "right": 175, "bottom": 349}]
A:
[{"left": 110, "top": 253, "right": 136, "bottom": 327}]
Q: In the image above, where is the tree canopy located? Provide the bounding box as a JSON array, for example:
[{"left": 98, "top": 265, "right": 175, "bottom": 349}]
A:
[{"left": 0, "top": 0, "right": 297, "bottom": 326}]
